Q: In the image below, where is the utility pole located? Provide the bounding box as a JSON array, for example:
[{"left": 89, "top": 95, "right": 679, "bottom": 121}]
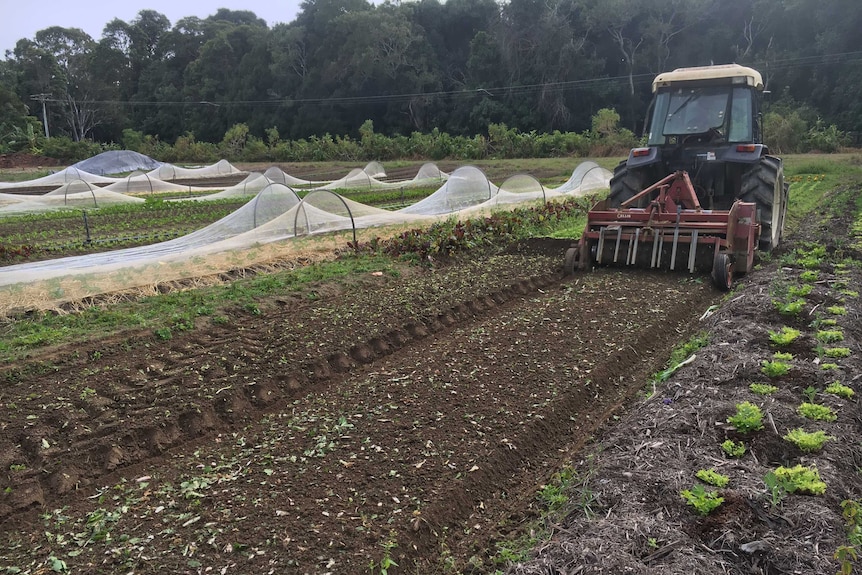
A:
[{"left": 30, "top": 93, "right": 51, "bottom": 138}]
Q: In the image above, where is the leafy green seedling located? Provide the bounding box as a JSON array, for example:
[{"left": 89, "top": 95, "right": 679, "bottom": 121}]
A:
[
  {"left": 827, "top": 306, "right": 847, "bottom": 315},
  {"left": 821, "top": 363, "right": 839, "bottom": 370},
  {"left": 762, "top": 360, "right": 791, "bottom": 378},
  {"left": 800, "top": 270, "right": 819, "bottom": 283},
  {"left": 769, "top": 326, "right": 801, "bottom": 346},
  {"left": 680, "top": 485, "right": 724, "bottom": 516},
  {"left": 816, "top": 330, "right": 844, "bottom": 343},
  {"left": 803, "top": 385, "right": 817, "bottom": 402},
  {"left": 696, "top": 469, "right": 730, "bottom": 488},
  {"left": 727, "top": 402, "right": 763, "bottom": 433},
  {"left": 788, "top": 284, "right": 813, "bottom": 297},
  {"left": 772, "top": 464, "right": 826, "bottom": 495},
  {"left": 797, "top": 402, "right": 837, "bottom": 421},
  {"left": 824, "top": 347, "right": 851, "bottom": 358},
  {"left": 721, "top": 440, "right": 746, "bottom": 458},
  {"left": 749, "top": 383, "right": 778, "bottom": 395},
  {"left": 773, "top": 351, "right": 794, "bottom": 361},
  {"left": 784, "top": 428, "right": 833, "bottom": 452},
  {"left": 774, "top": 299, "right": 805, "bottom": 315},
  {"left": 824, "top": 381, "right": 854, "bottom": 399}
]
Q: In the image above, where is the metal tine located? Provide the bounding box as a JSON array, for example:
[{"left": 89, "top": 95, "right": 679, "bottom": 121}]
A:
[
  {"left": 655, "top": 229, "right": 664, "bottom": 268},
  {"left": 597, "top": 227, "right": 606, "bottom": 263},
  {"left": 650, "top": 231, "right": 660, "bottom": 268},
  {"left": 670, "top": 226, "right": 680, "bottom": 270},
  {"left": 630, "top": 228, "right": 640, "bottom": 265},
  {"left": 613, "top": 226, "right": 623, "bottom": 263},
  {"left": 688, "top": 230, "right": 699, "bottom": 273}
]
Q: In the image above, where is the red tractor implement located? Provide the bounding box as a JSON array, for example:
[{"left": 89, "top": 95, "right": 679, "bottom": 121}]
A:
[{"left": 565, "top": 171, "right": 759, "bottom": 290}]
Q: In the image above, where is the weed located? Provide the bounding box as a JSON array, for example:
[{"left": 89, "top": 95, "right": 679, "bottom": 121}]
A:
[
  {"left": 721, "top": 440, "right": 746, "bottom": 458},
  {"left": 803, "top": 385, "right": 818, "bottom": 402},
  {"left": 763, "top": 472, "right": 786, "bottom": 507},
  {"left": 369, "top": 531, "right": 399, "bottom": 575},
  {"left": 816, "top": 330, "right": 844, "bottom": 343},
  {"left": 783, "top": 428, "right": 834, "bottom": 452},
  {"left": 825, "top": 381, "right": 855, "bottom": 399},
  {"left": 797, "top": 402, "right": 837, "bottom": 421},
  {"left": 680, "top": 485, "right": 724, "bottom": 516},
  {"left": 154, "top": 327, "right": 172, "bottom": 340},
  {"left": 651, "top": 332, "right": 709, "bottom": 383},
  {"left": 824, "top": 347, "right": 851, "bottom": 358},
  {"left": 769, "top": 326, "right": 801, "bottom": 346},
  {"left": 771, "top": 464, "right": 827, "bottom": 495},
  {"left": 749, "top": 382, "right": 778, "bottom": 395},
  {"left": 696, "top": 469, "right": 730, "bottom": 488}
]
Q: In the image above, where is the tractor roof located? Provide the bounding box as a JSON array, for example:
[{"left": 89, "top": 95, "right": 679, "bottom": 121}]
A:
[{"left": 652, "top": 64, "right": 764, "bottom": 92}]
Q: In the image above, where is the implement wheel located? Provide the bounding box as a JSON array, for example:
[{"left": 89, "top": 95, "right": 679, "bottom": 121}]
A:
[
  {"left": 564, "top": 246, "right": 578, "bottom": 276},
  {"left": 712, "top": 253, "right": 733, "bottom": 291}
]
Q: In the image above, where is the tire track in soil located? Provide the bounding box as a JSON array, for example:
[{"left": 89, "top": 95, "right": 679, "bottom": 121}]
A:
[
  {"left": 0, "top": 259, "right": 721, "bottom": 573},
  {"left": 0, "top": 261, "right": 578, "bottom": 521}
]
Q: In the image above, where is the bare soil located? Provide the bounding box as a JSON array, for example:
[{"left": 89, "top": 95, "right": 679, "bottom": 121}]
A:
[{"left": 0, "top": 177, "right": 859, "bottom": 575}]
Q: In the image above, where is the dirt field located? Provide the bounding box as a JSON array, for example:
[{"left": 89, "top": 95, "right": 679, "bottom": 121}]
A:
[{"left": 0, "top": 172, "right": 859, "bottom": 574}]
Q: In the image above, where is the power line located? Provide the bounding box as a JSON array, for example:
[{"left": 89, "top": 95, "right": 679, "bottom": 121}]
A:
[{"left": 40, "top": 50, "right": 862, "bottom": 110}]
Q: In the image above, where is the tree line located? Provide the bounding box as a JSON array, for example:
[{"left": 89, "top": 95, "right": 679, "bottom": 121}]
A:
[{"left": 0, "top": 0, "right": 859, "bottom": 158}]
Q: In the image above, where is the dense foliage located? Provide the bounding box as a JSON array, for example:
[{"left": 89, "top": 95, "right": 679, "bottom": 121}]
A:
[{"left": 1, "top": 0, "right": 859, "bottom": 157}]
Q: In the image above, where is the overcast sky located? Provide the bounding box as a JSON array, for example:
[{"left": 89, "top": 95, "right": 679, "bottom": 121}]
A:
[{"left": 1, "top": 0, "right": 304, "bottom": 56}]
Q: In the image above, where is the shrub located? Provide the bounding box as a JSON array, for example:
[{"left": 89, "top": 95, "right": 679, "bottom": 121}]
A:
[
  {"left": 797, "top": 402, "right": 837, "bottom": 421},
  {"left": 727, "top": 402, "right": 763, "bottom": 433},
  {"left": 784, "top": 428, "right": 833, "bottom": 452}
]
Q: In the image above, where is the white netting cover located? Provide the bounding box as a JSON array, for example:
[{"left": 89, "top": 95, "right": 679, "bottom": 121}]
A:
[
  {"left": 0, "top": 162, "right": 607, "bottom": 298},
  {"left": 398, "top": 166, "right": 497, "bottom": 215},
  {"left": 173, "top": 172, "right": 274, "bottom": 202},
  {"left": 263, "top": 167, "right": 311, "bottom": 187},
  {"left": 0, "top": 181, "right": 145, "bottom": 214},
  {"left": 146, "top": 159, "right": 244, "bottom": 180},
  {"left": 484, "top": 174, "right": 550, "bottom": 207},
  {"left": 311, "top": 168, "right": 377, "bottom": 190},
  {"left": 0, "top": 182, "right": 301, "bottom": 286},
  {"left": 103, "top": 172, "right": 205, "bottom": 195},
  {"left": 0, "top": 167, "right": 120, "bottom": 190},
  {"left": 71, "top": 150, "right": 162, "bottom": 175},
  {"left": 550, "top": 161, "right": 612, "bottom": 195},
  {"left": 363, "top": 161, "right": 386, "bottom": 179}
]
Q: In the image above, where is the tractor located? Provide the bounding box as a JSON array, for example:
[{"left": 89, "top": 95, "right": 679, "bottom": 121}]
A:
[{"left": 565, "top": 64, "right": 788, "bottom": 289}]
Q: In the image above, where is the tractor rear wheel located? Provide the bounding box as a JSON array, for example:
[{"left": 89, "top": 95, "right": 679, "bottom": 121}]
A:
[
  {"left": 739, "top": 155, "right": 787, "bottom": 251},
  {"left": 608, "top": 161, "right": 649, "bottom": 208}
]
